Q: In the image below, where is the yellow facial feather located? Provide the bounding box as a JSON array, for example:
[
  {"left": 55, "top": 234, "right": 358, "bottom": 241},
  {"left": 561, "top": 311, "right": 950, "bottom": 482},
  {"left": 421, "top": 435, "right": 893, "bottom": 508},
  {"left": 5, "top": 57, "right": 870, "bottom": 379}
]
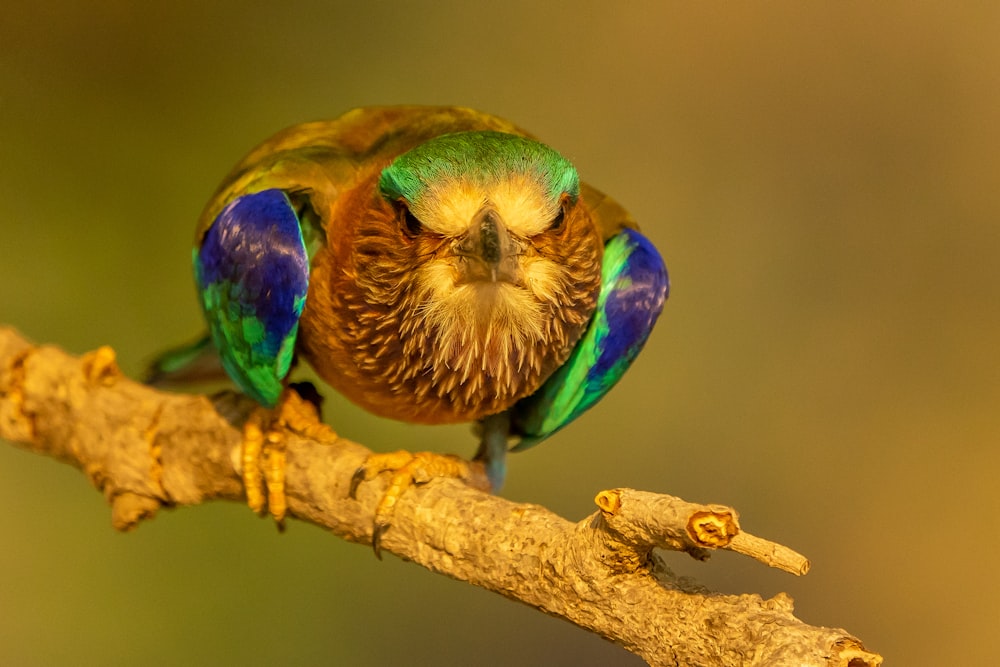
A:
[{"left": 413, "top": 177, "right": 559, "bottom": 238}]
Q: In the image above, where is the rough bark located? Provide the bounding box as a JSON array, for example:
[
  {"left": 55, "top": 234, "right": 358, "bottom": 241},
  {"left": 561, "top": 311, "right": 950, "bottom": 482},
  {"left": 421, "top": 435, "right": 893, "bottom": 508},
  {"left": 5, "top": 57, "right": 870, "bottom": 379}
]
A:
[{"left": 0, "top": 326, "right": 881, "bottom": 666}]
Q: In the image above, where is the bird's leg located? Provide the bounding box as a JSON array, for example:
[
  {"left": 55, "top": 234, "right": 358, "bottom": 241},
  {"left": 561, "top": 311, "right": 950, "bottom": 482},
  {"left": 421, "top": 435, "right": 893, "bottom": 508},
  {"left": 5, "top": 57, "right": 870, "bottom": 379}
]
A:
[
  {"left": 349, "top": 414, "right": 511, "bottom": 557},
  {"left": 242, "top": 383, "right": 334, "bottom": 528},
  {"left": 473, "top": 411, "right": 511, "bottom": 492}
]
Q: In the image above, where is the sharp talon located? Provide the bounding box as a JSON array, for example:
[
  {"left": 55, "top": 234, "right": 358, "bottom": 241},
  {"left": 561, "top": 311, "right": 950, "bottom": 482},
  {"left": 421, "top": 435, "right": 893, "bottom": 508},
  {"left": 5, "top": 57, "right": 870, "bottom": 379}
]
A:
[
  {"left": 349, "top": 467, "right": 366, "bottom": 499},
  {"left": 372, "top": 521, "right": 389, "bottom": 560}
]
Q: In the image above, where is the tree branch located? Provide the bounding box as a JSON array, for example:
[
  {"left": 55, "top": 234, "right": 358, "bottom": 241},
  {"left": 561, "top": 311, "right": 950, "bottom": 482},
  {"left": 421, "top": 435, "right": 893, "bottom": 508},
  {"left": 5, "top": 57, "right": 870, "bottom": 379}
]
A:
[{"left": 0, "top": 326, "right": 881, "bottom": 666}]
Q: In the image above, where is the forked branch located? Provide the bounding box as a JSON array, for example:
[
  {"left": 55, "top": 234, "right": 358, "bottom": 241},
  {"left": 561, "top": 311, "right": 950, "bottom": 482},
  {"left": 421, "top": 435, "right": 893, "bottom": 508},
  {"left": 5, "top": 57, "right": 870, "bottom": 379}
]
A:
[{"left": 0, "top": 327, "right": 881, "bottom": 666}]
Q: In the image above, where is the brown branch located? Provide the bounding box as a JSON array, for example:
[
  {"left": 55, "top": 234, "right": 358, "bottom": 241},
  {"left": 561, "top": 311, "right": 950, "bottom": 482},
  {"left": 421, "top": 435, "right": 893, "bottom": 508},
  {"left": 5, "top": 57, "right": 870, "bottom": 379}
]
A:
[{"left": 0, "top": 326, "right": 881, "bottom": 666}]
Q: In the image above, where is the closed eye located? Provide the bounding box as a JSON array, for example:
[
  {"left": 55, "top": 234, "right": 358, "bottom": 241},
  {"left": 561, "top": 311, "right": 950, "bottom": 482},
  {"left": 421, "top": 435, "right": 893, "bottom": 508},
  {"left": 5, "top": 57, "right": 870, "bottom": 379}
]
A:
[
  {"left": 396, "top": 199, "right": 423, "bottom": 237},
  {"left": 548, "top": 196, "right": 571, "bottom": 232},
  {"left": 548, "top": 204, "right": 566, "bottom": 232}
]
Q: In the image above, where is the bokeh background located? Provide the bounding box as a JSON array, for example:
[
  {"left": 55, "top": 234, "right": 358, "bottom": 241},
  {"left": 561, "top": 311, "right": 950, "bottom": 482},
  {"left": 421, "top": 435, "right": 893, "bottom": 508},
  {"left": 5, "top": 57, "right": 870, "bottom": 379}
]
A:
[{"left": 1, "top": 2, "right": 997, "bottom": 665}]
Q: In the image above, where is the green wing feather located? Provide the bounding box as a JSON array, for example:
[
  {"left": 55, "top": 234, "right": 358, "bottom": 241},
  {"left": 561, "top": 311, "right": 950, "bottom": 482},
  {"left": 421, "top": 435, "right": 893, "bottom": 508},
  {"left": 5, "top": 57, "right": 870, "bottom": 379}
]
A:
[
  {"left": 511, "top": 227, "right": 669, "bottom": 450},
  {"left": 193, "top": 189, "right": 309, "bottom": 406}
]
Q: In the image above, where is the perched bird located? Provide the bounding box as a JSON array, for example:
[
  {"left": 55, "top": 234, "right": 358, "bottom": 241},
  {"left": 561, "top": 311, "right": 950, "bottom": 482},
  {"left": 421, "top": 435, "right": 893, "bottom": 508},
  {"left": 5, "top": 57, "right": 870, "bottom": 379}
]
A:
[{"left": 150, "top": 106, "right": 668, "bottom": 545}]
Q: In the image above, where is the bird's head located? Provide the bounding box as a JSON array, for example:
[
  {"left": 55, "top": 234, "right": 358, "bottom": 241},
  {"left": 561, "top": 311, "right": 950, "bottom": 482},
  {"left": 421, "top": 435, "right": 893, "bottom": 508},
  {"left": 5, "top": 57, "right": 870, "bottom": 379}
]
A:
[{"left": 344, "top": 131, "right": 603, "bottom": 416}]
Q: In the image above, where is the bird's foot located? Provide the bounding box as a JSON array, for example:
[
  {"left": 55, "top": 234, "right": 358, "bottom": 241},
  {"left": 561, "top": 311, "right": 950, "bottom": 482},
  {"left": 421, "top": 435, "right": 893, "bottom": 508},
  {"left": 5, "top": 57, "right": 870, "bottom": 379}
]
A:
[
  {"left": 350, "top": 450, "right": 491, "bottom": 558},
  {"left": 242, "top": 385, "right": 335, "bottom": 528}
]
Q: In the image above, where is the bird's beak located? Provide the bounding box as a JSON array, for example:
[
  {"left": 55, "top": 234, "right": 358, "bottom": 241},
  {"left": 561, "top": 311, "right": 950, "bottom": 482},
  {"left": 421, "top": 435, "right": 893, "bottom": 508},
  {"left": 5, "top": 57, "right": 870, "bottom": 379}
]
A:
[{"left": 453, "top": 207, "right": 524, "bottom": 284}]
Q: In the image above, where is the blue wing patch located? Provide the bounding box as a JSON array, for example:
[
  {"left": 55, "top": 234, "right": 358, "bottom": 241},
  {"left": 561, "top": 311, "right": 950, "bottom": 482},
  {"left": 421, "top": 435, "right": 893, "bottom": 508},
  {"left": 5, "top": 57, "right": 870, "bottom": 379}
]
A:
[
  {"left": 511, "top": 227, "right": 668, "bottom": 450},
  {"left": 193, "top": 189, "right": 309, "bottom": 407}
]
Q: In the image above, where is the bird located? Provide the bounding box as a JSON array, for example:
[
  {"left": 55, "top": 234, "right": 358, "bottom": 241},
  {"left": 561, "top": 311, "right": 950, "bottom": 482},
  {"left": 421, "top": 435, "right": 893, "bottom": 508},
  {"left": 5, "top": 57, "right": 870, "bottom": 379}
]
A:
[{"left": 149, "top": 106, "right": 669, "bottom": 550}]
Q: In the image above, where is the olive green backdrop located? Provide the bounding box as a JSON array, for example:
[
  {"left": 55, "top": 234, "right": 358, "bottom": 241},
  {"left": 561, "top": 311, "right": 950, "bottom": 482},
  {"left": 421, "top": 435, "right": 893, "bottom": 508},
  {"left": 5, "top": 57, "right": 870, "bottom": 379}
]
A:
[{"left": 1, "top": 2, "right": 996, "bottom": 665}]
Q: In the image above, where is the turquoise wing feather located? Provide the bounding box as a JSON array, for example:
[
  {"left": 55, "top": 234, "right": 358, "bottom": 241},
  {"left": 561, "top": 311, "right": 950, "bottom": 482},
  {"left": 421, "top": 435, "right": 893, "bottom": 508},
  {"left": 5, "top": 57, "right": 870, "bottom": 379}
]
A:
[
  {"left": 510, "top": 227, "right": 668, "bottom": 450},
  {"left": 193, "top": 188, "right": 309, "bottom": 407}
]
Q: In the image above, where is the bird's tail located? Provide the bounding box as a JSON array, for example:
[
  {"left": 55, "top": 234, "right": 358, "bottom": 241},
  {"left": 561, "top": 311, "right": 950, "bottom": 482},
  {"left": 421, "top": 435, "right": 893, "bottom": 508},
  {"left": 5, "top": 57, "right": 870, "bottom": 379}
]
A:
[{"left": 144, "top": 333, "right": 227, "bottom": 387}]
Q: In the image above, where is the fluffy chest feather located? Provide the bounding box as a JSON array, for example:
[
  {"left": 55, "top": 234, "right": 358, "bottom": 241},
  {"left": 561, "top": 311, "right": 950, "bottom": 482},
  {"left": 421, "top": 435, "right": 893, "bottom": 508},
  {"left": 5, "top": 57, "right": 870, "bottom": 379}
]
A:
[{"left": 297, "top": 172, "right": 603, "bottom": 423}]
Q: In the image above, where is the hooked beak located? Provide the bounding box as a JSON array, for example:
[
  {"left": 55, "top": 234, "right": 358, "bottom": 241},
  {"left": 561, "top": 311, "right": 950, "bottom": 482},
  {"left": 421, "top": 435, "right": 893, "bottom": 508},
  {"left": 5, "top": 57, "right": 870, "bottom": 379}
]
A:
[{"left": 453, "top": 207, "right": 524, "bottom": 284}]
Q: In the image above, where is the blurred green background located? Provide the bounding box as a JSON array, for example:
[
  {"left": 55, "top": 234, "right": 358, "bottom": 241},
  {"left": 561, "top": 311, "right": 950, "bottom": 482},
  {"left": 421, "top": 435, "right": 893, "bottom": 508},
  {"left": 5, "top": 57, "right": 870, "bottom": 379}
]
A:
[{"left": 1, "top": 2, "right": 997, "bottom": 665}]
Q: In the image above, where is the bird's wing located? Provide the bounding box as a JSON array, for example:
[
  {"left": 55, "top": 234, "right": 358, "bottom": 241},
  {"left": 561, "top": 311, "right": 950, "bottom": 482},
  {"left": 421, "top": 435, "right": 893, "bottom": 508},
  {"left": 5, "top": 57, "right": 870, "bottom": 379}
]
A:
[
  {"left": 580, "top": 182, "right": 638, "bottom": 241},
  {"left": 510, "top": 227, "right": 669, "bottom": 450},
  {"left": 193, "top": 189, "right": 309, "bottom": 406}
]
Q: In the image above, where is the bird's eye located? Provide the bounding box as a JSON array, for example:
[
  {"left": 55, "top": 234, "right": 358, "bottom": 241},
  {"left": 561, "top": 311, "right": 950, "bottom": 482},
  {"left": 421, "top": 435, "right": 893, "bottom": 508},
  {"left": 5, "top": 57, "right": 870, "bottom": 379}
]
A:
[
  {"left": 397, "top": 200, "right": 422, "bottom": 237},
  {"left": 548, "top": 199, "right": 568, "bottom": 232}
]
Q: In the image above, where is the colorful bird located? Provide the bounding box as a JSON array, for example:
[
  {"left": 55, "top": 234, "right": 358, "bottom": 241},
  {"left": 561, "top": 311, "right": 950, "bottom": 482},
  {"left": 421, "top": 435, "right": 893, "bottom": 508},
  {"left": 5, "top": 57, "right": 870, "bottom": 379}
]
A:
[{"left": 150, "top": 106, "right": 669, "bottom": 548}]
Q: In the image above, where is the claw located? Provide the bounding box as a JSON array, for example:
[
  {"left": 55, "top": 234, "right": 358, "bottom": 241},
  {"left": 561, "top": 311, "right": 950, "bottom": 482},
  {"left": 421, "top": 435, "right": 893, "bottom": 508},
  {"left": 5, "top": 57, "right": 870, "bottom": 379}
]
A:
[
  {"left": 349, "top": 466, "right": 366, "bottom": 499},
  {"left": 350, "top": 450, "right": 490, "bottom": 556},
  {"left": 241, "top": 386, "right": 338, "bottom": 526},
  {"left": 372, "top": 521, "right": 390, "bottom": 560}
]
